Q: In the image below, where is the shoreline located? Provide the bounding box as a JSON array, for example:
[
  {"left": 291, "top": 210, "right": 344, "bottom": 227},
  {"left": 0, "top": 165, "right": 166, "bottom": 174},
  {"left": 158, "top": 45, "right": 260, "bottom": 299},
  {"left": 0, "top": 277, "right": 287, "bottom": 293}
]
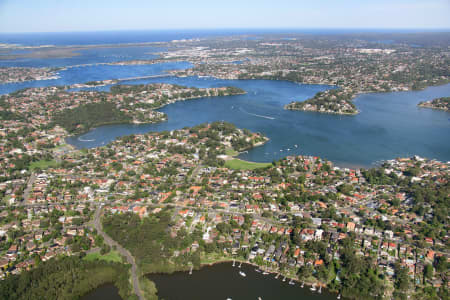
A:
[
  {"left": 193, "top": 72, "right": 449, "bottom": 116},
  {"left": 8, "top": 73, "right": 448, "bottom": 170},
  {"left": 200, "top": 259, "right": 328, "bottom": 289},
  {"left": 145, "top": 258, "right": 335, "bottom": 296},
  {"left": 54, "top": 86, "right": 246, "bottom": 145},
  {"left": 284, "top": 104, "right": 359, "bottom": 116},
  {"left": 417, "top": 103, "right": 449, "bottom": 112}
]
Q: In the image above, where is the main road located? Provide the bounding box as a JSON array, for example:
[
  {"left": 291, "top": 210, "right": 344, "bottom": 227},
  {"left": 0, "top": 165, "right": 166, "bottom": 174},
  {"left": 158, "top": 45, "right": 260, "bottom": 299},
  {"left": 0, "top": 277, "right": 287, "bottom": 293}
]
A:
[{"left": 93, "top": 206, "right": 144, "bottom": 300}]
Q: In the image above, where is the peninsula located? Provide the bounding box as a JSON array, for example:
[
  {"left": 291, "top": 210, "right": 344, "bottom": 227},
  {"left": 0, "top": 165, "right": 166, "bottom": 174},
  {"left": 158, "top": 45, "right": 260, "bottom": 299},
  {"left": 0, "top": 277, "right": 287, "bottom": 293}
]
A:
[
  {"left": 418, "top": 97, "right": 450, "bottom": 112},
  {"left": 285, "top": 89, "right": 358, "bottom": 115}
]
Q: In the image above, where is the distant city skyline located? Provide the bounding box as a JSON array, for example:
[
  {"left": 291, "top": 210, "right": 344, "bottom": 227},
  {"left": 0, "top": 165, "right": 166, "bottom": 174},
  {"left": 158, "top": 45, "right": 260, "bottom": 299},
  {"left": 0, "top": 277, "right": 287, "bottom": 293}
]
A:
[{"left": 0, "top": 0, "right": 449, "bottom": 33}]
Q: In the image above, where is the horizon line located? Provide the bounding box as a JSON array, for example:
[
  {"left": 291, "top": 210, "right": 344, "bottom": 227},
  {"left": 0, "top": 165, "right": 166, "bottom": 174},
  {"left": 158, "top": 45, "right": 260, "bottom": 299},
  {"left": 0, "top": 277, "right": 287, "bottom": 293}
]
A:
[{"left": 1, "top": 27, "right": 450, "bottom": 35}]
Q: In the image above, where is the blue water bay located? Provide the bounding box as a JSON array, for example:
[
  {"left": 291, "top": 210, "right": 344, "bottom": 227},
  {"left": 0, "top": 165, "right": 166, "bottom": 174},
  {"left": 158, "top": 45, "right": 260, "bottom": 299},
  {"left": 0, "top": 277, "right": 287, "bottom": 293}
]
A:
[{"left": 67, "top": 76, "right": 450, "bottom": 168}]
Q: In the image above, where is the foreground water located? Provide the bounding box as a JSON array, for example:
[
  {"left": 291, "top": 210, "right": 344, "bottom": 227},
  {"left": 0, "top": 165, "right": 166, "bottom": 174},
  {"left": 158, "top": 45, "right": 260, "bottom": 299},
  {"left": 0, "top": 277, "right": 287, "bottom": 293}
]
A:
[
  {"left": 79, "top": 263, "right": 339, "bottom": 300},
  {"left": 147, "top": 262, "right": 339, "bottom": 300},
  {"left": 80, "top": 283, "right": 122, "bottom": 300}
]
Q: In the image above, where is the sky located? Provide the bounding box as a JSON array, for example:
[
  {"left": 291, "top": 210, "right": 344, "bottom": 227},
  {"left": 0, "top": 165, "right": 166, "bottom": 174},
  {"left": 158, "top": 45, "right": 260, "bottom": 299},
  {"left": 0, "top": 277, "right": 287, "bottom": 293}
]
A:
[{"left": 0, "top": 0, "right": 449, "bottom": 33}]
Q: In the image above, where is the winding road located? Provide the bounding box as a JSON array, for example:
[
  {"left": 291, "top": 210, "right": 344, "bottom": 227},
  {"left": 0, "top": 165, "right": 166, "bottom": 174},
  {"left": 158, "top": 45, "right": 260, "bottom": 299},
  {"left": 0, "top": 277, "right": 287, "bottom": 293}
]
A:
[{"left": 93, "top": 206, "right": 143, "bottom": 300}]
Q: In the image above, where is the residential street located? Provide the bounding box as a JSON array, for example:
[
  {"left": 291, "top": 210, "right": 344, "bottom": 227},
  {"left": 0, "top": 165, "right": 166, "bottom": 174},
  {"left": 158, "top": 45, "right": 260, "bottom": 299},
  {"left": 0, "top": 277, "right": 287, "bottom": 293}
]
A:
[{"left": 93, "top": 206, "right": 143, "bottom": 300}]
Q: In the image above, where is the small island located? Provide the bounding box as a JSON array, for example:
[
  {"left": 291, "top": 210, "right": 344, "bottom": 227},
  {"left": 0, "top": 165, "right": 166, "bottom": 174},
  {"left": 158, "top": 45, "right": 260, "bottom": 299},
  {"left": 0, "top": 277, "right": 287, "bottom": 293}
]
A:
[
  {"left": 284, "top": 89, "right": 359, "bottom": 115},
  {"left": 418, "top": 97, "right": 449, "bottom": 112}
]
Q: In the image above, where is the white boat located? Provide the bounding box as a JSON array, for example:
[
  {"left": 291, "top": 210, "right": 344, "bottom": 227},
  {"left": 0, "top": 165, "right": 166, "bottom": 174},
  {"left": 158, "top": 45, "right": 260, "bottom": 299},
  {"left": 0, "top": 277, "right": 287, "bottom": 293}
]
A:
[
  {"left": 318, "top": 285, "right": 322, "bottom": 293},
  {"left": 239, "top": 271, "right": 246, "bottom": 277},
  {"left": 310, "top": 284, "right": 317, "bottom": 292},
  {"left": 282, "top": 276, "right": 286, "bottom": 282},
  {"left": 262, "top": 271, "right": 269, "bottom": 275},
  {"left": 337, "top": 294, "right": 341, "bottom": 299},
  {"left": 289, "top": 279, "right": 295, "bottom": 285},
  {"left": 301, "top": 282, "right": 304, "bottom": 288},
  {"left": 255, "top": 268, "right": 261, "bottom": 273}
]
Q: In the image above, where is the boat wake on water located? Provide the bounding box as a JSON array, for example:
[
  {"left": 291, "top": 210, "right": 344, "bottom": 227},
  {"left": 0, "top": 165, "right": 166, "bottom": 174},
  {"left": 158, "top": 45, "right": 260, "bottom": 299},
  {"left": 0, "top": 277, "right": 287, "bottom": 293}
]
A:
[
  {"left": 78, "top": 137, "right": 96, "bottom": 142},
  {"left": 238, "top": 107, "right": 275, "bottom": 120}
]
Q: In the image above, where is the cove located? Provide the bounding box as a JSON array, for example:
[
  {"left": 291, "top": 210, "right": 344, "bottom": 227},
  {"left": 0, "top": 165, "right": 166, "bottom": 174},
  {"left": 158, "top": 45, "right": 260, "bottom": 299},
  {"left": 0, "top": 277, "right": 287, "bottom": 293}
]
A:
[
  {"left": 147, "top": 262, "right": 340, "bottom": 300},
  {"left": 67, "top": 76, "right": 450, "bottom": 168}
]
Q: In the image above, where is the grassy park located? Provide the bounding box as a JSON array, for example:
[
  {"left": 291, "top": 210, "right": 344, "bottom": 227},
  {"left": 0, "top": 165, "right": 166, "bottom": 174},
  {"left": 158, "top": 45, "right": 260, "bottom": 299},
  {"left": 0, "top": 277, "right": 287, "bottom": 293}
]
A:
[
  {"left": 224, "top": 158, "right": 271, "bottom": 170},
  {"left": 29, "top": 159, "right": 59, "bottom": 171}
]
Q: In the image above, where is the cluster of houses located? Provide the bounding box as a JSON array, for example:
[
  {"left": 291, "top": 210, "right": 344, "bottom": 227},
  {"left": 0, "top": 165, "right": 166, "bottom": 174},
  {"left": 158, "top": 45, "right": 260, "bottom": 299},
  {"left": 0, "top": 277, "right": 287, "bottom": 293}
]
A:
[
  {"left": 0, "top": 121, "right": 448, "bottom": 292},
  {"left": 75, "top": 127, "right": 448, "bottom": 292},
  {"left": 0, "top": 203, "right": 93, "bottom": 279},
  {"left": 0, "top": 67, "right": 59, "bottom": 84},
  {"left": 170, "top": 37, "right": 448, "bottom": 111}
]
